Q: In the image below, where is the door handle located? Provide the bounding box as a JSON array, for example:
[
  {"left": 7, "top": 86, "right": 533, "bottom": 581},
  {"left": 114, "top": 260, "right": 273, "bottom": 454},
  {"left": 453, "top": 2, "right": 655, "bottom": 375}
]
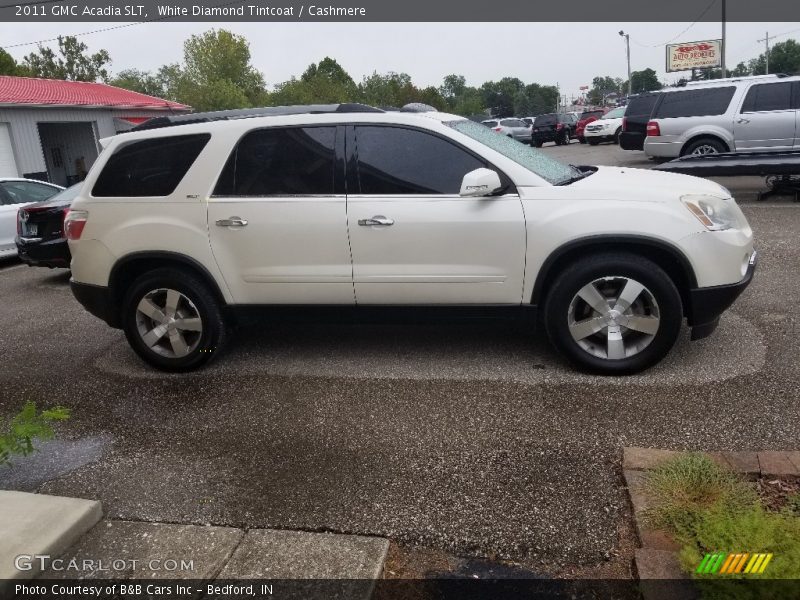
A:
[
  {"left": 215, "top": 217, "right": 248, "bottom": 227},
  {"left": 358, "top": 215, "right": 394, "bottom": 226},
  {"left": 737, "top": 118, "right": 750, "bottom": 124}
]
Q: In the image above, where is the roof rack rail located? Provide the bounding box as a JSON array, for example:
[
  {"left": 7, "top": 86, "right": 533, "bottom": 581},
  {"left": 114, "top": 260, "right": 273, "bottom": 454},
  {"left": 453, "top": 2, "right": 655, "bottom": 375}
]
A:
[
  {"left": 131, "top": 103, "right": 384, "bottom": 131},
  {"left": 682, "top": 73, "right": 790, "bottom": 86}
]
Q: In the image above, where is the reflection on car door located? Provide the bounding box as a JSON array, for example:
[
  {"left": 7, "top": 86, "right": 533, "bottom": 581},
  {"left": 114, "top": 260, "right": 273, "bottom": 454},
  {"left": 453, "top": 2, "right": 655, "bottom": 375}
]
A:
[
  {"left": 734, "top": 81, "right": 797, "bottom": 152},
  {"left": 346, "top": 125, "right": 526, "bottom": 304},
  {"left": 207, "top": 125, "right": 354, "bottom": 304}
]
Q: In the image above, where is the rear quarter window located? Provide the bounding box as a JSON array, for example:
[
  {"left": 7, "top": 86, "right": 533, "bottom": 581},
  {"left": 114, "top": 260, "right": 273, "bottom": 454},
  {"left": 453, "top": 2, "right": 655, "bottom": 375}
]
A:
[
  {"left": 654, "top": 87, "right": 736, "bottom": 119},
  {"left": 92, "top": 134, "right": 210, "bottom": 197},
  {"left": 626, "top": 94, "right": 660, "bottom": 118}
]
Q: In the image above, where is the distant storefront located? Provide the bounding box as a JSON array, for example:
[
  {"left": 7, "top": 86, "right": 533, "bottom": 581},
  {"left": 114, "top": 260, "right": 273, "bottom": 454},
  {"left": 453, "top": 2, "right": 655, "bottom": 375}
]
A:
[{"left": 0, "top": 76, "right": 190, "bottom": 185}]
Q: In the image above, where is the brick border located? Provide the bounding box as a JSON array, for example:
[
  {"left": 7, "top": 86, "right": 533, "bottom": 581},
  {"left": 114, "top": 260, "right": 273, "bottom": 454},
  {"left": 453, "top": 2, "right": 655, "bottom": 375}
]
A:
[{"left": 622, "top": 447, "right": 800, "bottom": 598}]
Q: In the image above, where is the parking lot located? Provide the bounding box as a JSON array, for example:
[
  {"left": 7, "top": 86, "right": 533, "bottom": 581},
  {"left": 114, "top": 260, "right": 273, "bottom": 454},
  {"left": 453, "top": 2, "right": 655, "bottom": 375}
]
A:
[{"left": 1, "top": 142, "right": 799, "bottom": 573}]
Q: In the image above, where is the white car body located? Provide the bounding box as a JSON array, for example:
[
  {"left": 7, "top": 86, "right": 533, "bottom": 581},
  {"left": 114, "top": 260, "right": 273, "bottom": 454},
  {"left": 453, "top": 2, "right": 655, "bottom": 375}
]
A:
[
  {"left": 0, "top": 178, "right": 63, "bottom": 258},
  {"left": 584, "top": 107, "right": 626, "bottom": 144},
  {"left": 66, "top": 106, "right": 755, "bottom": 373}
]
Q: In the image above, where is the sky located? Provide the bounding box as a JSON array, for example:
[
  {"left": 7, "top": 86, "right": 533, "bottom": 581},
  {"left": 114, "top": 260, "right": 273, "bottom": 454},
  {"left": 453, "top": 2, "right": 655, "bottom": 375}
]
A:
[{"left": 2, "top": 21, "right": 799, "bottom": 98}]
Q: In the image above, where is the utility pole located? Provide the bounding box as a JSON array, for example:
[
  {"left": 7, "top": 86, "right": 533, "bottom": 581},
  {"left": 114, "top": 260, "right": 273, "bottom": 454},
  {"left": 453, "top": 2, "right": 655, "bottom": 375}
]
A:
[
  {"left": 757, "top": 31, "right": 777, "bottom": 74},
  {"left": 721, "top": 0, "right": 726, "bottom": 76},
  {"left": 619, "top": 30, "right": 631, "bottom": 96}
]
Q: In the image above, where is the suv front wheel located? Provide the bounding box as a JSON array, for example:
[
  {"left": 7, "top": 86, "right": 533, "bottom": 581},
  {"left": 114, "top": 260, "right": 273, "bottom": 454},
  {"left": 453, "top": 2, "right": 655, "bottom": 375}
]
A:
[
  {"left": 122, "top": 268, "right": 227, "bottom": 371},
  {"left": 543, "top": 254, "right": 682, "bottom": 374}
]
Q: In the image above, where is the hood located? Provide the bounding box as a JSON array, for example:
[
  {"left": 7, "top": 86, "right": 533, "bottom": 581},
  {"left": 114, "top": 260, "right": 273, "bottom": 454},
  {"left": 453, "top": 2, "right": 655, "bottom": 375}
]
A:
[{"left": 567, "top": 166, "right": 730, "bottom": 202}]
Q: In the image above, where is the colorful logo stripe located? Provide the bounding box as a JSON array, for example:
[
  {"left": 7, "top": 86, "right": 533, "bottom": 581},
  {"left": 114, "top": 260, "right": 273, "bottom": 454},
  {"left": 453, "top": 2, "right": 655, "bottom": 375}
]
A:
[{"left": 696, "top": 552, "right": 773, "bottom": 575}]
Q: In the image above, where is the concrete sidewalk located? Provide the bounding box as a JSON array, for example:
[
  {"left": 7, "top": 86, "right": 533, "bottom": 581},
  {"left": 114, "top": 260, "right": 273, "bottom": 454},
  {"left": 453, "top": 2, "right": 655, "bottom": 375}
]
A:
[{"left": 1, "top": 491, "right": 388, "bottom": 598}]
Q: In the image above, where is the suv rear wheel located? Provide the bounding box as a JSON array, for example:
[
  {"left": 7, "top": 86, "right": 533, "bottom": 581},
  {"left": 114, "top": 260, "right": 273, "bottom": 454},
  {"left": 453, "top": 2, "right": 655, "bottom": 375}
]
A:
[
  {"left": 543, "top": 254, "right": 682, "bottom": 374},
  {"left": 682, "top": 137, "right": 727, "bottom": 156},
  {"left": 122, "top": 268, "right": 227, "bottom": 371}
]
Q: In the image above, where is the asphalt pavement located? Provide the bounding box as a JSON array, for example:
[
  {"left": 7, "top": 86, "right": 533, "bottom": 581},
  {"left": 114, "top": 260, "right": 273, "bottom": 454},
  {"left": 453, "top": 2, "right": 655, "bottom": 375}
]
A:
[{"left": 0, "top": 143, "right": 798, "bottom": 571}]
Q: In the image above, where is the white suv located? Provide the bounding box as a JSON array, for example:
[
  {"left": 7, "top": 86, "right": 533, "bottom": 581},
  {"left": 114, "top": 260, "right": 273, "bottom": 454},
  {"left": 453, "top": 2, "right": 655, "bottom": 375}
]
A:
[{"left": 66, "top": 103, "right": 756, "bottom": 374}]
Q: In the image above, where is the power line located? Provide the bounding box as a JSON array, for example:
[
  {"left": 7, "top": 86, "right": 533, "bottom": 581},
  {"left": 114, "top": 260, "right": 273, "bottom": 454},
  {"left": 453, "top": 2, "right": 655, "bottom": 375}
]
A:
[
  {"left": 1, "top": 0, "right": 248, "bottom": 50},
  {"left": 631, "top": 0, "right": 718, "bottom": 48}
]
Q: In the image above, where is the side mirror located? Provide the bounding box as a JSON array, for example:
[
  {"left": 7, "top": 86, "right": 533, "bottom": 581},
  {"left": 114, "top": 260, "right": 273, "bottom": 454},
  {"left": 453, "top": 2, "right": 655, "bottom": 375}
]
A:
[{"left": 459, "top": 168, "right": 503, "bottom": 197}]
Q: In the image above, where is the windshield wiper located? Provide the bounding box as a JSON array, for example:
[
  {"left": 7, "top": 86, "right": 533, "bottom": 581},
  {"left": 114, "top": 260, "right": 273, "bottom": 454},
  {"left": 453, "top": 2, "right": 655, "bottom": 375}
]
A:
[{"left": 555, "top": 167, "right": 594, "bottom": 186}]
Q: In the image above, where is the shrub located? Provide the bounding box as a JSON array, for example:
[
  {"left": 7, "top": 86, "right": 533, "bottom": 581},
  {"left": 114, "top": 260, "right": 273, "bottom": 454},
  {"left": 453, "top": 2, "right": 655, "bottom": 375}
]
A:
[{"left": 0, "top": 401, "right": 71, "bottom": 466}]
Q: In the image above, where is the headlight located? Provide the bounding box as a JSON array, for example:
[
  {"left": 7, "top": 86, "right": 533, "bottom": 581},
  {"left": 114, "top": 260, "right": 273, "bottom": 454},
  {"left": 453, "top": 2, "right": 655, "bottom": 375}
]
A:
[{"left": 681, "top": 194, "right": 743, "bottom": 231}]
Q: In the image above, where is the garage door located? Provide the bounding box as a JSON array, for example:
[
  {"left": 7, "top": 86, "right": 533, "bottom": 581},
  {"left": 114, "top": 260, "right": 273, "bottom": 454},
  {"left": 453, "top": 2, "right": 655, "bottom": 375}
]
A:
[{"left": 0, "top": 123, "right": 19, "bottom": 178}]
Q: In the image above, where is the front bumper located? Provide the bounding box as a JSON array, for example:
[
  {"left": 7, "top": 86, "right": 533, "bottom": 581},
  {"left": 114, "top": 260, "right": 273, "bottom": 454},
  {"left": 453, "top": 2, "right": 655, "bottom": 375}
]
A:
[
  {"left": 70, "top": 280, "right": 120, "bottom": 328},
  {"left": 687, "top": 250, "right": 757, "bottom": 340}
]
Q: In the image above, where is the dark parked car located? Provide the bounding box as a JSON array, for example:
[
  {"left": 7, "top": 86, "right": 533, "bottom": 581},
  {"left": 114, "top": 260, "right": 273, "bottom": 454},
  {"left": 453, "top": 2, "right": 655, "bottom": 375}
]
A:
[
  {"left": 16, "top": 183, "right": 81, "bottom": 268},
  {"left": 575, "top": 109, "right": 608, "bottom": 143},
  {"left": 619, "top": 92, "right": 662, "bottom": 151},
  {"left": 531, "top": 113, "right": 576, "bottom": 147}
]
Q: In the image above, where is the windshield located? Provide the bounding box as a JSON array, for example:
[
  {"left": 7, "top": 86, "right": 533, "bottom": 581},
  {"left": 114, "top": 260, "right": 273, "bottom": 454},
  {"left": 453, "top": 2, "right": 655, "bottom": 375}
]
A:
[
  {"left": 447, "top": 119, "right": 577, "bottom": 185},
  {"left": 601, "top": 107, "right": 626, "bottom": 119}
]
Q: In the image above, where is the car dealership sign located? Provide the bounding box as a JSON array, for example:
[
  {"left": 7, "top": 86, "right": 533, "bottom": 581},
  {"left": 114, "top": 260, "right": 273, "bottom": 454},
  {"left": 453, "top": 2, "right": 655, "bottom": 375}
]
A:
[{"left": 666, "top": 40, "right": 722, "bottom": 72}]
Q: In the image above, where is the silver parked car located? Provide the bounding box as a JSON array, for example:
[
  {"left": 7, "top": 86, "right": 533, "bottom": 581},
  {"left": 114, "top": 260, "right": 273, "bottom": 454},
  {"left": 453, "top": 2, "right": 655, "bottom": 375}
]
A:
[
  {"left": 481, "top": 118, "right": 532, "bottom": 143},
  {"left": 644, "top": 74, "right": 800, "bottom": 158}
]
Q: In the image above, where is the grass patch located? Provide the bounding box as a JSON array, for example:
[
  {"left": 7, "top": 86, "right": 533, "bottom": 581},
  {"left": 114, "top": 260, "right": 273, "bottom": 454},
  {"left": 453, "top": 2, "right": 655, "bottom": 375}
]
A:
[{"left": 642, "top": 453, "right": 800, "bottom": 588}]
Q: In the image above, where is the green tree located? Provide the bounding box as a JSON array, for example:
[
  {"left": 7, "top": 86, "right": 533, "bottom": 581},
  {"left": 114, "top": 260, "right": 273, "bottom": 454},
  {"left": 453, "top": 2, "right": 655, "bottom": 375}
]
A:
[
  {"left": 358, "top": 71, "right": 416, "bottom": 107},
  {"left": 512, "top": 83, "right": 558, "bottom": 116},
  {"left": 750, "top": 39, "right": 800, "bottom": 75},
  {"left": 0, "top": 48, "right": 19, "bottom": 76},
  {"left": 587, "top": 75, "right": 623, "bottom": 105},
  {"left": 165, "top": 29, "right": 267, "bottom": 111},
  {"left": 109, "top": 69, "right": 165, "bottom": 97},
  {"left": 438, "top": 74, "right": 485, "bottom": 116},
  {"left": 480, "top": 77, "right": 524, "bottom": 117},
  {"left": 22, "top": 36, "right": 110, "bottom": 82},
  {"left": 627, "top": 68, "right": 661, "bottom": 93},
  {"left": 271, "top": 57, "right": 358, "bottom": 105}
]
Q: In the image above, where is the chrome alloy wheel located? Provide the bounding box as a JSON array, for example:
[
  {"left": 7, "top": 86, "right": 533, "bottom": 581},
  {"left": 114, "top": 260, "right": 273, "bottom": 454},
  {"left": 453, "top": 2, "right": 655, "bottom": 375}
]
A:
[
  {"left": 135, "top": 288, "right": 203, "bottom": 358},
  {"left": 690, "top": 144, "right": 720, "bottom": 155},
  {"left": 567, "top": 276, "right": 660, "bottom": 360}
]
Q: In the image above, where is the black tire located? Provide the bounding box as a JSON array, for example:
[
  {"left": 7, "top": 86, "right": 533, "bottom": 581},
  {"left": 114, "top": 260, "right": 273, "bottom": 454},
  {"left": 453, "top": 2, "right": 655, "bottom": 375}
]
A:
[
  {"left": 122, "top": 268, "right": 227, "bottom": 371},
  {"left": 587, "top": 138, "right": 600, "bottom": 146},
  {"left": 681, "top": 137, "right": 727, "bottom": 157},
  {"left": 614, "top": 128, "right": 622, "bottom": 144},
  {"left": 533, "top": 140, "right": 543, "bottom": 148},
  {"left": 542, "top": 253, "right": 683, "bottom": 375},
  {"left": 578, "top": 136, "right": 587, "bottom": 144}
]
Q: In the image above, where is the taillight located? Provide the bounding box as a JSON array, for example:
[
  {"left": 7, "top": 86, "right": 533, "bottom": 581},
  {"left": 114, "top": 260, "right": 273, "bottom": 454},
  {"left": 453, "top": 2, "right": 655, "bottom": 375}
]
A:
[
  {"left": 493, "top": 127, "right": 502, "bottom": 132},
  {"left": 622, "top": 117, "right": 628, "bottom": 131},
  {"left": 646, "top": 121, "right": 661, "bottom": 137},
  {"left": 556, "top": 123, "right": 563, "bottom": 130},
  {"left": 64, "top": 209, "right": 88, "bottom": 240}
]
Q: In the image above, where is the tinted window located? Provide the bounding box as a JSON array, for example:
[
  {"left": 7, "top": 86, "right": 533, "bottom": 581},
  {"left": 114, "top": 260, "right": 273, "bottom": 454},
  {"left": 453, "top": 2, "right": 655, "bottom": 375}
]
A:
[
  {"left": 0, "top": 180, "right": 59, "bottom": 204},
  {"left": 536, "top": 114, "right": 557, "bottom": 125},
  {"left": 355, "top": 126, "right": 485, "bottom": 195},
  {"left": 482, "top": 121, "right": 498, "bottom": 127},
  {"left": 741, "top": 82, "right": 793, "bottom": 112},
  {"left": 215, "top": 127, "right": 336, "bottom": 196},
  {"left": 579, "top": 111, "right": 605, "bottom": 120},
  {"left": 626, "top": 94, "right": 660, "bottom": 118},
  {"left": 655, "top": 87, "right": 735, "bottom": 118},
  {"left": 93, "top": 134, "right": 210, "bottom": 197},
  {"left": 500, "top": 119, "right": 525, "bottom": 127}
]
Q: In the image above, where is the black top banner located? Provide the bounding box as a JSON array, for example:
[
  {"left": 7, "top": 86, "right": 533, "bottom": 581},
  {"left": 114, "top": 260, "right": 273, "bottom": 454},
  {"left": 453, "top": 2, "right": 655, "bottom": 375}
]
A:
[{"left": 1, "top": 0, "right": 799, "bottom": 23}]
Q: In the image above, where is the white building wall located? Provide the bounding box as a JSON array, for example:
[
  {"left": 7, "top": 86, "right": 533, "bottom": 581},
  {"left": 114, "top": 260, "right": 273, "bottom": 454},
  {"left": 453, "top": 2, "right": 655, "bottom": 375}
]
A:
[{"left": 0, "top": 107, "right": 184, "bottom": 177}]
